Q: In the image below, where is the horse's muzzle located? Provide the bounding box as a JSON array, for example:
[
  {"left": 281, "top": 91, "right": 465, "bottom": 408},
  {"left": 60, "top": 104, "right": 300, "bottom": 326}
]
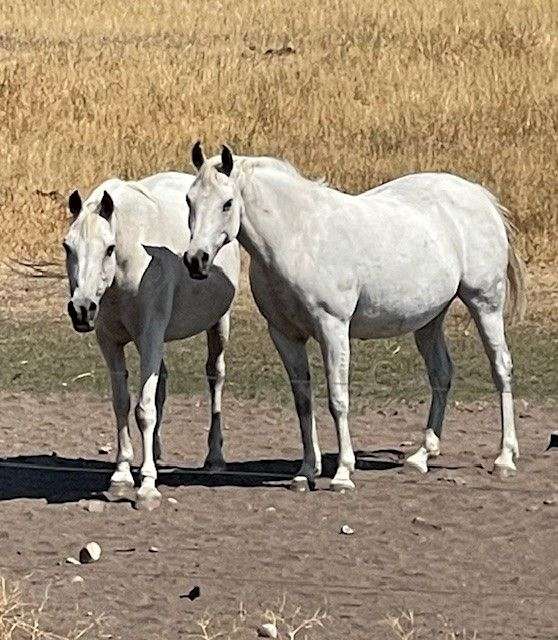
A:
[
  {"left": 68, "top": 300, "right": 97, "bottom": 333},
  {"left": 183, "top": 250, "right": 210, "bottom": 280}
]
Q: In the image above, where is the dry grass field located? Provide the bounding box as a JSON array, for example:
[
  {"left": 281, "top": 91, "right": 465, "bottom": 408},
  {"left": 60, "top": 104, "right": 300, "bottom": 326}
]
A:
[{"left": 0, "top": 0, "right": 555, "bottom": 262}]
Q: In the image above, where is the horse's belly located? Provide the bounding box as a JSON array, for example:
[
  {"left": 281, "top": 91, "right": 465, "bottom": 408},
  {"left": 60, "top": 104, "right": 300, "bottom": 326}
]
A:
[{"left": 350, "top": 280, "right": 458, "bottom": 339}]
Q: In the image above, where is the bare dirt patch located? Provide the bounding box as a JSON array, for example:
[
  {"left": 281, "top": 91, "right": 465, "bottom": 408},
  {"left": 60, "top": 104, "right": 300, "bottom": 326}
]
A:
[{"left": 1, "top": 392, "right": 556, "bottom": 639}]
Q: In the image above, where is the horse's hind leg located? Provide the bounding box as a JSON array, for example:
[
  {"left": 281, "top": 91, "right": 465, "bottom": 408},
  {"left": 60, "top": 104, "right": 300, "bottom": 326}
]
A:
[
  {"left": 203, "top": 313, "right": 230, "bottom": 471},
  {"left": 268, "top": 324, "right": 322, "bottom": 491},
  {"left": 406, "top": 310, "right": 453, "bottom": 474},
  {"left": 461, "top": 289, "right": 519, "bottom": 477},
  {"left": 153, "top": 359, "right": 167, "bottom": 464}
]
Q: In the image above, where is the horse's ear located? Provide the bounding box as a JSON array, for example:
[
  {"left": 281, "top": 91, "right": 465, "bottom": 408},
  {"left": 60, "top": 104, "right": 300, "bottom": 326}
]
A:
[
  {"left": 191, "top": 141, "right": 205, "bottom": 171},
  {"left": 218, "top": 144, "right": 234, "bottom": 177},
  {"left": 99, "top": 191, "right": 114, "bottom": 220},
  {"left": 68, "top": 190, "right": 82, "bottom": 217}
]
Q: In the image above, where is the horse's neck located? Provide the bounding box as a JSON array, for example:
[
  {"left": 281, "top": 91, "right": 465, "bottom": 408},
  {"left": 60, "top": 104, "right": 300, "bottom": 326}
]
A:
[
  {"left": 112, "top": 209, "right": 151, "bottom": 292},
  {"left": 238, "top": 172, "right": 315, "bottom": 266}
]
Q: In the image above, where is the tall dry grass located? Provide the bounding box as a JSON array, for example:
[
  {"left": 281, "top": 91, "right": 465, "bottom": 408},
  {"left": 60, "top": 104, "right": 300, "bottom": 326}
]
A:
[{"left": 0, "top": 0, "right": 555, "bottom": 261}]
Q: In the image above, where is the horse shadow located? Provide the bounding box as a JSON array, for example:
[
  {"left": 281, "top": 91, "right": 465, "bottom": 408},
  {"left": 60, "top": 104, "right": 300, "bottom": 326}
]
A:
[{"left": 0, "top": 449, "right": 404, "bottom": 504}]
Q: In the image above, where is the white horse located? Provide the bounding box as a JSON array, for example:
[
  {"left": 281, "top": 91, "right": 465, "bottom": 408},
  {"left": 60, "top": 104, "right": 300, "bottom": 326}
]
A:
[
  {"left": 184, "top": 144, "right": 525, "bottom": 492},
  {"left": 63, "top": 172, "right": 240, "bottom": 510}
]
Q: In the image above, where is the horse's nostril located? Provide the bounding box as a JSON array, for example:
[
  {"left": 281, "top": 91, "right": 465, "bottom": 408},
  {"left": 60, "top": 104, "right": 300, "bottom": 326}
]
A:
[
  {"left": 79, "top": 305, "right": 88, "bottom": 322},
  {"left": 200, "top": 251, "right": 209, "bottom": 268},
  {"left": 191, "top": 256, "right": 200, "bottom": 272},
  {"left": 89, "top": 301, "right": 97, "bottom": 313}
]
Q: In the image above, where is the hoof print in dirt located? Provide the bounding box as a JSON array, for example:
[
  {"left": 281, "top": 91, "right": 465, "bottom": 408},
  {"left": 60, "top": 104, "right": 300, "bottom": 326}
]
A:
[{"left": 79, "top": 542, "right": 102, "bottom": 564}]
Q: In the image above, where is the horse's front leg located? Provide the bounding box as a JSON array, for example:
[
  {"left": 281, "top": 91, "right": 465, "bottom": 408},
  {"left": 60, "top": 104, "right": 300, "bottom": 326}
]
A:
[
  {"left": 97, "top": 331, "right": 134, "bottom": 496},
  {"left": 203, "top": 313, "right": 230, "bottom": 472},
  {"left": 317, "top": 317, "right": 355, "bottom": 492},
  {"left": 135, "top": 328, "right": 165, "bottom": 511}
]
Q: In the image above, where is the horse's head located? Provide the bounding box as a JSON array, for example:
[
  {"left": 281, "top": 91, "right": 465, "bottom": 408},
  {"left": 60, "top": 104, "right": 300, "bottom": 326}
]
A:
[
  {"left": 183, "top": 142, "right": 241, "bottom": 280},
  {"left": 63, "top": 189, "right": 117, "bottom": 332}
]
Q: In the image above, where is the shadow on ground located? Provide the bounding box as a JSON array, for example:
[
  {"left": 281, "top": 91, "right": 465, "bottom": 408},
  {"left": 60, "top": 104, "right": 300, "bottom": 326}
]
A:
[{"left": 0, "top": 450, "right": 407, "bottom": 503}]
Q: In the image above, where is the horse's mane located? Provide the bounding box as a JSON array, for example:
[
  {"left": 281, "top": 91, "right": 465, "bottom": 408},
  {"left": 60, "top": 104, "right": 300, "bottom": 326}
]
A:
[
  {"left": 200, "top": 154, "right": 327, "bottom": 189},
  {"left": 236, "top": 155, "right": 328, "bottom": 188}
]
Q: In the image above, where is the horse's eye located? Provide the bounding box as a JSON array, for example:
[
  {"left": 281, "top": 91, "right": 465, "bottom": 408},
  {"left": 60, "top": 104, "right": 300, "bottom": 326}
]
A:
[
  {"left": 106, "top": 245, "right": 115, "bottom": 257},
  {"left": 223, "top": 199, "right": 233, "bottom": 211}
]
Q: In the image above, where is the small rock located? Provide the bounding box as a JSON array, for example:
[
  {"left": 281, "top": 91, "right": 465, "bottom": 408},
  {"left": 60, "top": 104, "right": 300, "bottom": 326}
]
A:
[
  {"left": 84, "top": 500, "right": 105, "bottom": 513},
  {"left": 526, "top": 505, "right": 539, "bottom": 512},
  {"left": 543, "top": 496, "right": 556, "bottom": 506},
  {"left": 180, "top": 585, "right": 200, "bottom": 601},
  {"left": 71, "top": 575, "right": 84, "bottom": 583},
  {"left": 79, "top": 542, "right": 102, "bottom": 564},
  {"left": 258, "top": 622, "right": 278, "bottom": 638},
  {"left": 65, "top": 556, "right": 81, "bottom": 565},
  {"left": 340, "top": 524, "right": 354, "bottom": 535},
  {"left": 265, "top": 506, "right": 276, "bottom": 513},
  {"left": 412, "top": 516, "right": 442, "bottom": 530},
  {"left": 400, "top": 441, "right": 413, "bottom": 447},
  {"left": 148, "top": 546, "right": 160, "bottom": 553},
  {"left": 98, "top": 445, "right": 112, "bottom": 454},
  {"left": 167, "top": 497, "right": 178, "bottom": 504}
]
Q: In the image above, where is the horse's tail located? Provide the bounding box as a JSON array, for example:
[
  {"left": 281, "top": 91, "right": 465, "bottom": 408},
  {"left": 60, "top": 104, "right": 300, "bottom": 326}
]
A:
[{"left": 486, "top": 192, "right": 527, "bottom": 324}]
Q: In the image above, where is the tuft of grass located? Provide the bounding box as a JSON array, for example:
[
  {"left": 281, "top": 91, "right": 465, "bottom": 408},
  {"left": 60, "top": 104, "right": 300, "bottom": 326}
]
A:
[
  {"left": 0, "top": 577, "right": 105, "bottom": 640},
  {"left": 194, "top": 596, "right": 329, "bottom": 639},
  {"left": 0, "top": 0, "right": 555, "bottom": 263},
  {"left": 384, "top": 609, "right": 478, "bottom": 640}
]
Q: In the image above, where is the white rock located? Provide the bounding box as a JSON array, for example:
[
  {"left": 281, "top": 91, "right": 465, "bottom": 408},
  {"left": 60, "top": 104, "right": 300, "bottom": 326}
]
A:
[
  {"left": 79, "top": 542, "right": 102, "bottom": 564},
  {"left": 265, "top": 507, "right": 277, "bottom": 513},
  {"left": 71, "top": 575, "right": 84, "bottom": 583},
  {"left": 257, "top": 622, "right": 278, "bottom": 638},
  {"left": 167, "top": 497, "right": 178, "bottom": 504},
  {"left": 98, "top": 445, "right": 112, "bottom": 454},
  {"left": 65, "top": 556, "right": 81, "bottom": 565},
  {"left": 86, "top": 500, "right": 105, "bottom": 513},
  {"left": 340, "top": 524, "right": 354, "bottom": 535},
  {"left": 148, "top": 546, "right": 160, "bottom": 553}
]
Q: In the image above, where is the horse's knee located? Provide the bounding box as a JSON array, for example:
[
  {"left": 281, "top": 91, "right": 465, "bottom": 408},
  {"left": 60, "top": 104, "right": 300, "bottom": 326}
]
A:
[{"left": 135, "top": 401, "right": 157, "bottom": 431}]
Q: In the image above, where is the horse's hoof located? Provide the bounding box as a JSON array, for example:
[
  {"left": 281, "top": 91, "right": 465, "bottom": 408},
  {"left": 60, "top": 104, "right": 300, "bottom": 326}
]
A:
[
  {"left": 289, "top": 476, "right": 311, "bottom": 492},
  {"left": 493, "top": 463, "right": 517, "bottom": 479},
  {"left": 134, "top": 489, "right": 162, "bottom": 512},
  {"left": 403, "top": 459, "right": 428, "bottom": 475},
  {"left": 203, "top": 459, "right": 227, "bottom": 473},
  {"left": 107, "top": 481, "right": 135, "bottom": 499},
  {"left": 330, "top": 479, "right": 355, "bottom": 493}
]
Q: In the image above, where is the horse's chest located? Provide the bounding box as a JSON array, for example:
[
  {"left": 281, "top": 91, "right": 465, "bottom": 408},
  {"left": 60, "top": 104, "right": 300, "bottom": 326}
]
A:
[{"left": 249, "top": 262, "right": 316, "bottom": 339}]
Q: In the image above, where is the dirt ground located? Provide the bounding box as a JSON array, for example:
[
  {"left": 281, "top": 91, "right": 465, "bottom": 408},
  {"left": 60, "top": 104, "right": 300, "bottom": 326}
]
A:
[{"left": 0, "top": 390, "right": 556, "bottom": 639}]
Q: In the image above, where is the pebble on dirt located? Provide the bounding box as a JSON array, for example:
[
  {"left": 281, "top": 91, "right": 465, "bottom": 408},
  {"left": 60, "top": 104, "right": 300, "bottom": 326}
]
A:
[
  {"left": 257, "top": 622, "right": 278, "bottom": 638},
  {"left": 65, "top": 556, "right": 81, "bottom": 565},
  {"left": 340, "top": 524, "right": 354, "bottom": 535},
  {"left": 149, "top": 546, "right": 160, "bottom": 553},
  {"left": 180, "top": 586, "right": 201, "bottom": 601},
  {"left": 79, "top": 542, "right": 102, "bottom": 564},
  {"left": 71, "top": 575, "right": 84, "bottom": 583}
]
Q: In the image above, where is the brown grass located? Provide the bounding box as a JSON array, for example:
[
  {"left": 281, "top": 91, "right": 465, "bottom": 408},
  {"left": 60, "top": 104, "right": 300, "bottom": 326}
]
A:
[
  {"left": 0, "top": 0, "right": 555, "bottom": 262},
  {"left": 0, "top": 577, "right": 104, "bottom": 640}
]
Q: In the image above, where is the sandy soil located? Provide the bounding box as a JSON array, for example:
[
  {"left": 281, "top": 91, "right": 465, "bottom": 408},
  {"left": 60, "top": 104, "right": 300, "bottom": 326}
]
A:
[{"left": 0, "top": 391, "right": 556, "bottom": 639}]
